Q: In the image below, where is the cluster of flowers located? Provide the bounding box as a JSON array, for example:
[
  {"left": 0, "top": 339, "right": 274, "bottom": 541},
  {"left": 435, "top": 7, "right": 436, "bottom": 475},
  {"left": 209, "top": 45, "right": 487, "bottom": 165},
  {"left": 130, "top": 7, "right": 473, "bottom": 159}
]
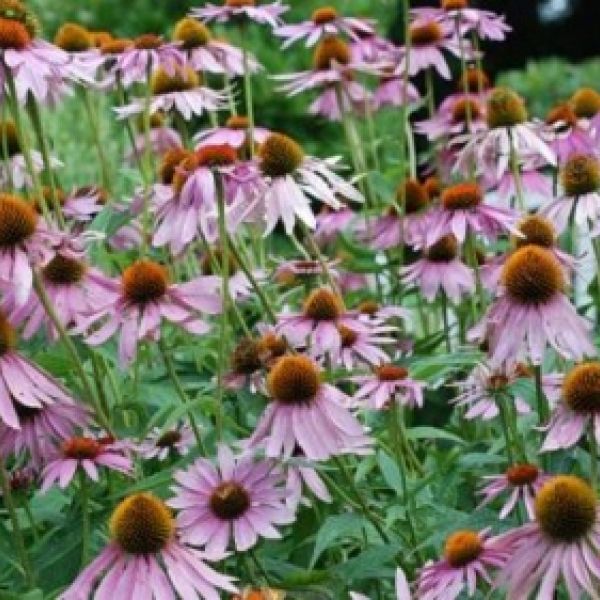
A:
[{"left": 2, "top": 0, "right": 600, "bottom": 598}]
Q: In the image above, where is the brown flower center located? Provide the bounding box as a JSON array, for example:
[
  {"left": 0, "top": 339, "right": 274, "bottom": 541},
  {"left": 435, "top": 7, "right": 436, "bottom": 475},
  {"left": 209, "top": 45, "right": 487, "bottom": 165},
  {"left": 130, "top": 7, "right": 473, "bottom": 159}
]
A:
[
  {"left": 444, "top": 530, "right": 483, "bottom": 567},
  {"left": 110, "top": 493, "right": 175, "bottom": 555},
  {"left": 151, "top": 66, "right": 200, "bottom": 95},
  {"left": 43, "top": 254, "right": 87, "bottom": 285},
  {"left": 0, "top": 194, "right": 37, "bottom": 248},
  {"left": 571, "top": 88, "right": 600, "bottom": 119},
  {"left": 100, "top": 38, "right": 133, "bottom": 55},
  {"left": 259, "top": 133, "right": 304, "bottom": 178},
  {"left": 442, "top": 0, "right": 468, "bottom": 10},
  {"left": 0, "top": 120, "right": 20, "bottom": 157},
  {"left": 122, "top": 260, "right": 169, "bottom": 304},
  {"left": 134, "top": 33, "right": 163, "bottom": 50},
  {"left": 159, "top": 147, "right": 193, "bottom": 185},
  {"left": 458, "top": 68, "right": 490, "bottom": 93},
  {"left": 156, "top": 430, "right": 182, "bottom": 448},
  {"left": 226, "top": 115, "right": 250, "bottom": 130},
  {"left": 54, "top": 23, "right": 93, "bottom": 52},
  {"left": 303, "top": 288, "right": 344, "bottom": 321},
  {"left": 514, "top": 215, "right": 556, "bottom": 249},
  {"left": 487, "top": 374, "right": 509, "bottom": 391},
  {"left": 232, "top": 337, "right": 263, "bottom": 374},
  {"left": 196, "top": 144, "right": 237, "bottom": 167},
  {"left": 257, "top": 332, "right": 287, "bottom": 362},
  {"left": 397, "top": 179, "right": 429, "bottom": 214},
  {"left": 535, "top": 476, "right": 596, "bottom": 542},
  {"left": 210, "top": 481, "right": 250, "bottom": 520},
  {"left": 357, "top": 300, "right": 379, "bottom": 316},
  {"left": 546, "top": 103, "right": 577, "bottom": 130},
  {"left": 502, "top": 246, "right": 564, "bottom": 305},
  {"left": 312, "top": 6, "right": 338, "bottom": 24},
  {"left": 173, "top": 17, "right": 212, "bottom": 49},
  {"left": 226, "top": 0, "right": 255, "bottom": 6},
  {"left": 90, "top": 31, "right": 112, "bottom": 48},
  {"left": 423, "top": 176, "right": 441, "bottom": 200},
  {"left": 338, "top": 324, "right": 358, "bottom": 347},
  {"left": 506, "top": 464, "right": 539, "bottom": 486},
  {"left": 561, "top": 154, "right": 600, "bottom": 197},
  {"left": 62, "top": 436, "right": 102, "bottom": 460},
  {"left": 409, "top": 21, "right": 443, "bottom": 47},
  {"left": 375, "top": 364, "right": 408, "bottom": 381},
  {"left": 313, "top": 35, "right": 351, "bottom": 70},
  {"left": 451, "top": 99, "right": 482, "bottom": 124},
  {"left": 441, "top": 182, "right": 483, "bottom": 210},
  {"left": 563, "top": 362, "right": 600, "bottom": 414},
  {"left": 268, "top": 355, "right": 321, "bottom": 405},
  {"left": 486, "top": 87, "right": 528, "bottom": 128},
  {"left": 426, "top": 234, "right": 458, "bottom": 262},
  {"left": 0, "top": 17, "right": 30, "bottom": 49},
  {"left": 0, "top": 313, "right": 15, "bottom": 356}
]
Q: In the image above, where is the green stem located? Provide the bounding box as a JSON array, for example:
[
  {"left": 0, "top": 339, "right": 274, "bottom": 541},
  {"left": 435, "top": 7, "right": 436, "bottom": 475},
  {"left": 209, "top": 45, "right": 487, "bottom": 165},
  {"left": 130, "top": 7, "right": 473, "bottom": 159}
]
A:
[
  {"left": 496, "top": 396, "right": 515, "bottom": 465},
  {"left": 534, "top": 365, "right": 549, "bottom": 470},
  {"left": 0, "top": 458, "right": 35, "bottom": 588},
  {"left": 441, "top": 291, "right": 451, "bottom": 352},
  {"left": 508, "top": 131, "right": 525, "bottom": 211},
  {"left": 79, "top": 471, "right": 90, "bottom": 566},
  {"left": 158, "top": 338, "right": 205, "bottom": 455},
  {"left": 241, "top": 39, "right": 255, "bottom": 157}
]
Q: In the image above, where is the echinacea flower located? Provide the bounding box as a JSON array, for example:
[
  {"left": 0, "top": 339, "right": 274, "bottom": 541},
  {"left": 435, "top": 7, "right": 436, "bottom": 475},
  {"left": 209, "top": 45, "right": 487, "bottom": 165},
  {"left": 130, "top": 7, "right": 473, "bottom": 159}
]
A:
[
  {"left": 53, "top": 22, "right": 104, "bottom": 84},
  {"left": 276, "top": 287, "right": 367, "bottom": 357},
  {"left": 103, "top": 33, "right": 185, "bottom": 88},
  {"left": 540, "top": 153, "right": 600, "bottom": 232},
  {"left": 571, "top": 86, "right": 600, "bottom": 142},
  {"left": 247, "top": 132, "right": 362, "bottom": 235},
  {"left": 169, "top": 444, "right": 294, "bottom": 554},
  {"left": 2, "top": 239, "right": 113, "bottom": 341},
  {"left": 401, "top": 234, "right": 475, "bottom": 302},
  {"left": 191, "top": 0, "right": 288, "bottom": 29},
  {"left": 138, "top": 424, "right": 195, "bottom": 461},
  {"left": 351, "top": 364, "right": 424, "bottom": 410},
  {"left": 478, "top": 463, "right": 549, "bottom": 520},
  {"left": 274, "top": 258, "right": 340, "bottom": 287},
  {"left": 423, "top": 182, "right": 519, "bottom": 247},
  {"left": 173, "top": 17, "right": 258, "bottom": 76},
  {"left": 60, "top": 492, "right": 237, "bottom": 599},
  {"left": 41, "top": 435, "right": 132, "bottom": 491},
  {"left": 455, "top": 87, "right": 556, "bottom": 180},
  {"left": 542, "top": 362, "right": 600, "bottom": 451},
  {"left": 416, "top": 528, "right": 510, "bottom": 600},
  {"left": 334, "top": 322, "right": 396, "bottom": 370},
  {"left": 224, "top": 336, "right": 266, "bottom": 391},
  {"left": 315, "top": 206, "right": 357, "bottom": 245},
  {"left": 115, "top": 65, "right": 228, "bottom": 121},
  {"left": 248, "top": 354, "right": 372, "bottom": 459},
  {"left": 0, "top": 2, "right": 71, "bottom": 105},
  {"left": 0, "top": 313, "right": 81, "bottom": 430},
  {"left": 78, "top": 259, "right": 221, "bottom": 365},
  {"left": 498, "top": 476, "right": 600, "bottom": 598},
  {"left": 372, "top": 68, "right": 420, "bottom": 111},
  {"left": 275, "top": 6, "right": 374, "bottom": 49},
  {"left": 0, "top": 397, "right": 88, "bottom": 468},
  {"left": 126, "top": 112, "right": 182, "bottom": 164},
  {"left": 469, "top": 245, "right": 594, "bottom": 366},
  {"left": 0, "top": 193, "right": 53, "bottom": 304},
  {"left": 195, "top": 115, "right": 271, "bottom": 152},
  {"left": 284, "top": 447, "right": 331, "bottom": 509}
]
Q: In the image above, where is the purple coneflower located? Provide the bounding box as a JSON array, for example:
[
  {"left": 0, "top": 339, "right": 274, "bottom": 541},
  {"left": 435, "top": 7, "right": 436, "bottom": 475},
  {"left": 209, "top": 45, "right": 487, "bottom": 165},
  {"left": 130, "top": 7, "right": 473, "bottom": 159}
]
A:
[
  {"left": 479, "top": 463, "right": 549, "bottom": 520},
  {"left": 372, "top": 67, "right": 420, "bottom": 111},
  {"left": 169, "top": 444, "right": 294, "bottom": 554},
  {"left": 41, "top": 435, "right": 132, "bottom": 491},
  {"left": 78, "top": 258, "right": 221, "bottom": 365},
  {"left": 284, "top": 448, "right": 331, "bottom": 509},
  {"left": 401, "top": 234, "right": 475, "bottom": 303},
  {"left": 53, "top": 22, "right": 104, "bottom": 84},
  {"left": 61, "top": 492, "right": 237, "bottom": 599},
  {"left": 191, "top": 0, "right": 288, "bottom": 29},
  {"left": 334, "top": 322, "right": 396, "bottom": 370},
  {"left": 415, "top": 95, "right": 486, "bottom": 141},
  {"left": 138, "top": 424, "right": 195, "bottom": 461},
  {"left": 498, "top": 475, "right": 600, "bottom": 598},
  {"left": 275, "top": 6, "right": 374, "bottom": 48},
  {"left": 416, "top": 528, "right": 510, "bottom": 600},
  {"left": 351, "top": 364, "right": 424, "bottom": 410},
  {"left": 248, "top": 354, "right": 372, "bottom": 459},
  {"left": 195, "top": 115, "right": 271, "bottom": 152},
  {"left": 469, "top": 245, "right": 594, "bottom": 366}
]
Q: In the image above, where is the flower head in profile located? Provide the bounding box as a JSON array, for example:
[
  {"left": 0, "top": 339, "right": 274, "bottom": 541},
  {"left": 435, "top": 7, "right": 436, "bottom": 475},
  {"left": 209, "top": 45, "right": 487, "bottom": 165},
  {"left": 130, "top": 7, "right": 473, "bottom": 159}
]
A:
[
  {"left": 479, "top": 464, "right": 549, "bottom": 520},
  {"left": 61, "top": 492, "right": 237, "bottom": 599},
  {"left": 401, "top": 234, "right": 475, "bottom": 302},
  {"left": 248, "top": 132, "right": 363, "bottom": 235},
  {"left": 333, "top": 322, "right": 396, "bottom": 370},
  {"left": 138, "top": 424, "right": 195, "bottom": 461},
  {"left": 455, "top": 87, "right": 556, "bottom": 180},
  {"left": 469, "top": 245, "right": 594, "bottom": 366},
  {"left": 78, "top": 259, "right": 221, "bottom": 365},
  {"left": 191, "top": 0, "right": 288, "bottom": 29},
  {"left": 498, "top": 476, "right": 600, "bottom": 598},
  {"left": 275, "top": 6, "right": 374, "bottom": 48},
  {"left": 416, "top": 528, "right": 510, "bottom": 600},
  {"left": 115, "top": 65, "right": 228, "bottom": 121},
  {"left": 351, "top": 364, "right": 424, "bottom": 410},
  {"left": 54, "top": 22, "right": 104, "bottom": 83},
  {"left": 195, "top": 115, "right": 271, "bottom": 154},
  {"left": 41, "top": 435, "right": 132, "bottom": 491},
  {"left": 169, "top": 445, "right": 294, "bottom": 554},
  {"left": 540, "top": 153, "right": 600, "bottom": 232},
  {"left": 248, "top": 354, "right": 372, "bottom": 459}
]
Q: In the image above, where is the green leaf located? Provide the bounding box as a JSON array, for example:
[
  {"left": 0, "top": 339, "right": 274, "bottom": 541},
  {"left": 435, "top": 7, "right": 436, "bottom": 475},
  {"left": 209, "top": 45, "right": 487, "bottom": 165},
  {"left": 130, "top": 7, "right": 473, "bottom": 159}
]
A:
[
  {"left": 310, "top": 513, "right": 366, "bottom": 568},
  {"left": 406, "top": 426, "right": 466, "bottom": 445}
]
